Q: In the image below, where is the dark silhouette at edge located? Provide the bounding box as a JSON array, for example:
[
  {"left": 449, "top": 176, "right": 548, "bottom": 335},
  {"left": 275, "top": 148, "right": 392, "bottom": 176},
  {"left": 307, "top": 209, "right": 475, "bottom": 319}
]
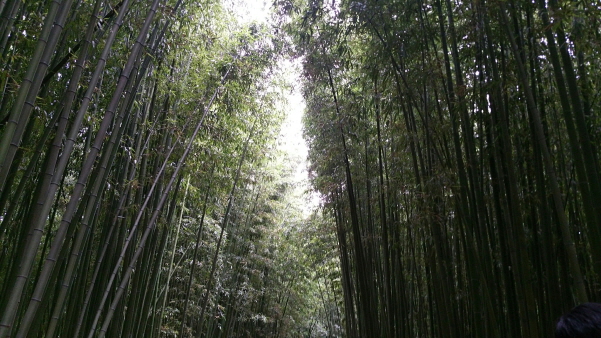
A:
[{"left": 557, "top": 303, "right": 601, "bottom": 338}]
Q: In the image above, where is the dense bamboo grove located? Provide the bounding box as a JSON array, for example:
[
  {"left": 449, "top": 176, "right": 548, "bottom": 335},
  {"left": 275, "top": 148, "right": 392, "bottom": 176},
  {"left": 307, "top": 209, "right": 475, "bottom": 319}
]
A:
[
  {"left": 3, "top": 0, "right": 601, "bottom": 337},
  {"left": 284, "top": 0, "right": 601, "bottom": 337},
  {"left": 0, "top": 0, "right": 343, "bottom": 337}
]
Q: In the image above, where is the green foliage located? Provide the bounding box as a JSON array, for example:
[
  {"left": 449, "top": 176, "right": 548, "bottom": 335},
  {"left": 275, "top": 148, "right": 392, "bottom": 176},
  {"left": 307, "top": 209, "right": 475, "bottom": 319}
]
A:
[
  {"left": 282, "top": 0, "right": 601, "bottom": 337},
  {"left": 0, "top": 0, "right": 339, "bottom": 337}
]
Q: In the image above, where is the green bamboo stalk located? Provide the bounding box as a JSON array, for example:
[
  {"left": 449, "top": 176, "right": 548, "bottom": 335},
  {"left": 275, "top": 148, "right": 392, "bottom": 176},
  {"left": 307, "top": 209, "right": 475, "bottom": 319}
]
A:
[
  {"left": 178, "top": 167, "right": 215, "bottom": 336},
  {"left": 0, "top": 2, "right": 78, "bottom": 335},
  {"left": 0, "top": 0, "right": 72, "bottom": 197},
  {"left": 87, "top": 60, "right": 231, "bottom": 338},
  {"left": 499, "top": 4, "right": 587, "bottom": 303},
  {"left": 196, "top": 120, "right": 257, "bottom": 337},
  {"left": 155, "top": 175, "right": 190, "bottom": 335},
  {"left": 12, "top": 2, "right": 104, "bottom": 334}
]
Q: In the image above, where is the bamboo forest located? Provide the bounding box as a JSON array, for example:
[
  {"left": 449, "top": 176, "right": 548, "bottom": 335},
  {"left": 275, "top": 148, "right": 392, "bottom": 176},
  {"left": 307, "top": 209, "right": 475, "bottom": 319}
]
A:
[{"left": 0, "top": 0, "right": 600, "bottom": 337}]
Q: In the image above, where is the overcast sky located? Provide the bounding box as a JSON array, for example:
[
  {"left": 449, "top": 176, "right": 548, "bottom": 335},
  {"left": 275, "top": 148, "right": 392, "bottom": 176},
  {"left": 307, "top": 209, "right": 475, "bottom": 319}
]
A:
[{"left": 230, "top": 0, "right": 319, "bottom": 215}]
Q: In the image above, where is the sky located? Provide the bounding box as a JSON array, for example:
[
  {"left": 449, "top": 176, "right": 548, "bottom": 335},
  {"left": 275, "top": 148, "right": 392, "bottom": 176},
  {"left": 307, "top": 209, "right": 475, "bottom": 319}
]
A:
[
  {"left": 276, "top": 61, "right": 319, "bottom": 217},
  {"left": 229, "top": 0, "right": 270, "bottom": 24},
  {"left": 229, "top": 0, "right": 319, "bottom": 216}
]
